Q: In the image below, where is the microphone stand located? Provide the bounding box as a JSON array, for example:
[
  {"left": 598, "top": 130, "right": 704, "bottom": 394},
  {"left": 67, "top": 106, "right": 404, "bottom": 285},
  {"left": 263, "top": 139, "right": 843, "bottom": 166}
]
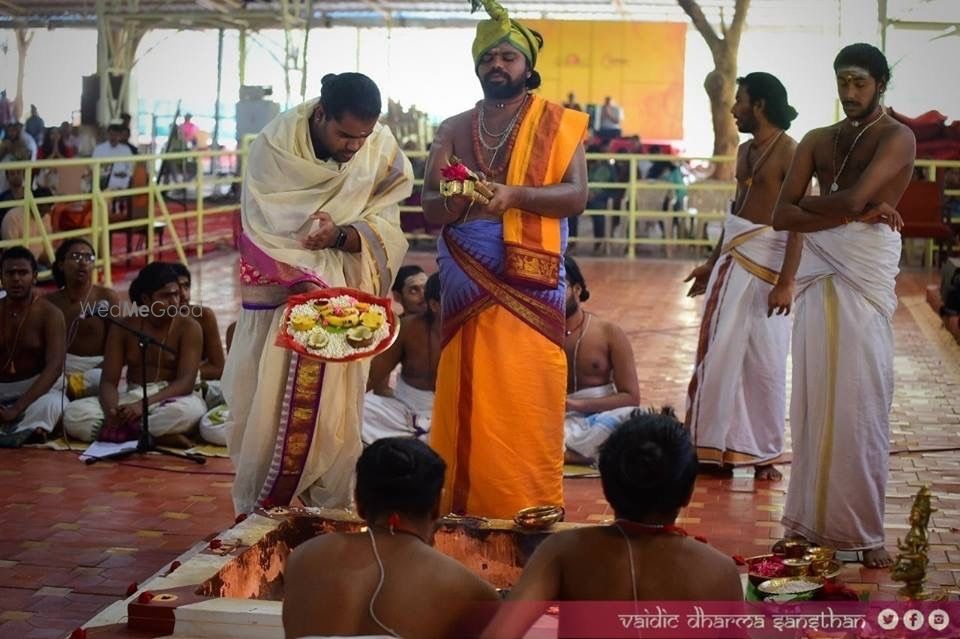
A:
[{"left": 85, "top": 314, "right": 205, "bottom": 466}]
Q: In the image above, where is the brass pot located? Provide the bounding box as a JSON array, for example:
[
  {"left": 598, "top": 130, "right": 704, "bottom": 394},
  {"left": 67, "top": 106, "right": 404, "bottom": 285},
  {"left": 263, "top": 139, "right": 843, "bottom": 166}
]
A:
[
  {"left": 782, "top": 558, "right": 811, "bottom": 577},
  {"left": 514, "top": 505, "right": 564, "bottom": 530}
]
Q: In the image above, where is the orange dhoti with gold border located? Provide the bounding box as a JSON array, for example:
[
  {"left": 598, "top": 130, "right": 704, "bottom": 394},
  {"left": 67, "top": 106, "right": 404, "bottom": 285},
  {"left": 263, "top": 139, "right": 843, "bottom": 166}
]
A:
[{"left": 431, "top": 96, "right": 588, "bottom": 518}]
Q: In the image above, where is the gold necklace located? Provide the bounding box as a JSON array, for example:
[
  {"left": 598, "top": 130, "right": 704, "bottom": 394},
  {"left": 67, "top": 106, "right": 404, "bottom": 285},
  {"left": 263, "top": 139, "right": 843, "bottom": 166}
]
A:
[
  {"left": 1, "top": 295, "right": 36, "bottom": 375},
  {"left": 141, "top": 318, "right": 174, "bottom": 384},
  {"left": 831, "top": 112, "right": 884, "bottom": 193},
  {"left": 65, "top": 285, "right": 94, "bottom": 350},
  {"left": 734, "top": 130, "right": 784, "bottom": 218}
]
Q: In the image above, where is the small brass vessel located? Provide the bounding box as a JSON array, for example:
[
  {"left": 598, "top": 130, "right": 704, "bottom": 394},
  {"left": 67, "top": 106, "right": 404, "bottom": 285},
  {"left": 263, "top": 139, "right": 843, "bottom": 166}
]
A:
[{"left": 514, "top": 505, "right": 564, "bottom": 530}]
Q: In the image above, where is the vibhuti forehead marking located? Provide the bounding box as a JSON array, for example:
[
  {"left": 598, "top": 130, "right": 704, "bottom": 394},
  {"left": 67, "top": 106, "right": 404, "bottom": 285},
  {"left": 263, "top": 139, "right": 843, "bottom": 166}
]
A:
[{"left": 836, "top": 66, "right": 871, "bottom": 81}]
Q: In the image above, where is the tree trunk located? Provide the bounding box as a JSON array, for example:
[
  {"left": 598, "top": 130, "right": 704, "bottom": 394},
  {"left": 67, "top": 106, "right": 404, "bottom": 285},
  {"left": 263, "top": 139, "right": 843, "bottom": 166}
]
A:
[
  {"left": 704, "top": 67, "right": 738, "bottom": 179},
  {"left": 14, "top": 28, "right": 33, "bottom": 123},
  {"left": 678, "top": 0, "right": 750, "bottom": 180}
]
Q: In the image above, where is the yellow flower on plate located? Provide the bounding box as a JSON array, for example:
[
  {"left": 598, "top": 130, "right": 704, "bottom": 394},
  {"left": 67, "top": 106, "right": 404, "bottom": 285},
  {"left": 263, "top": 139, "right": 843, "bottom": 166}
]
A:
[
  {"left": 360, "top": 310, "right": 384, "bottom": 330},
  {"left": 291, "top": 315, "right": 317, "bottom": 332}
]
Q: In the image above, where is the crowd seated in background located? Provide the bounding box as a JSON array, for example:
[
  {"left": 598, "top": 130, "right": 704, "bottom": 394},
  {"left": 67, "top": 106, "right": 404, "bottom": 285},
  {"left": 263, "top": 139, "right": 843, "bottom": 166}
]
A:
[
  {"left": 0, "top": 247, "right": 66, "bottom": 447},
  {"left": 363, "top": 272, "right": 440, "bottom": 444},
  {"left": 0, "top": 150, "right": 54, "bottom": 262},
  {"left": 283, "top": 437, "right": 499, "bottom": 639},
  {"left": 1, "top": 122, "right": 38, "bottom": 160},
  {"left": 480, "top": 412, "right": 742, "bottom": 638},
  {"left": 45, "top": 238, "right": 119, "bottom": 400},
  {"left": 92, "top": 124, "right": 134, "bottom": 193},
  {"left": 63, "top": 262, "right": 208, "bottom": 445}
]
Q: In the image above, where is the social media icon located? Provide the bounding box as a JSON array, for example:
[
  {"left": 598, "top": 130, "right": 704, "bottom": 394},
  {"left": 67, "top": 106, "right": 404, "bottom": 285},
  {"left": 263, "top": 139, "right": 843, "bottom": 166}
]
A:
[
  {"left": 877, "top": 609, "right": 899, "bottom": 631},
  {"left": 904, "top": 609, "right": 924, "bottom": 631},
  {"left": 928, "top": 610, "right": 950, "bottom": 632}
]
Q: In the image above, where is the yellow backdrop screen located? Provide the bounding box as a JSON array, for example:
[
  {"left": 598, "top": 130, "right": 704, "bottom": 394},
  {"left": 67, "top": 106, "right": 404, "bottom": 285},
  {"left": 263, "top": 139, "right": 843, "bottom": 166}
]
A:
[{"left": 526, "top": 20, "right": 686, "bottom": 140}]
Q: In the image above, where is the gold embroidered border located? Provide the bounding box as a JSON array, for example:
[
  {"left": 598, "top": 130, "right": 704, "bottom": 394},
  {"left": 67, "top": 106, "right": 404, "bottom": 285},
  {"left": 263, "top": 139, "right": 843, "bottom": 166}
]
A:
[
  {"left": 263, "top": 357, "right": 325, "bottom": 507},
  {"left": 504, "top": 242, "right": 560, "bottom": 288},
  {"left": 729, "top": 249, "right": 780, "bottom": 286},
  {"left": 814, "top": 276, "right": 839, "bottom": 532}
]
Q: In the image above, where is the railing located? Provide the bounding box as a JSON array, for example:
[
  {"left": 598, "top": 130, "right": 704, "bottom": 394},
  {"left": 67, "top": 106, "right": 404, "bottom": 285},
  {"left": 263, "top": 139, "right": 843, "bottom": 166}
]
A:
[
  {"left": 2, "top": 149, "right": 958, "bottom": 282},
  {"left": 0, "top": 149, "right": 243, "bottom": 286}
]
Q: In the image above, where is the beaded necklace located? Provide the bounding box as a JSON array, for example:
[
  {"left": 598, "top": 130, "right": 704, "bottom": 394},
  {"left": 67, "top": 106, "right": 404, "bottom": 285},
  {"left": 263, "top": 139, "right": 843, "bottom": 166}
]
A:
[
  {"left": 831, "top": 111, "right": 885, "bottom": 193},
  {"left": 471, "top": 95, "right": 531, "bottom": 178},
  {"left": 1, "top": 295, "right": 36, "bottom": 375}
]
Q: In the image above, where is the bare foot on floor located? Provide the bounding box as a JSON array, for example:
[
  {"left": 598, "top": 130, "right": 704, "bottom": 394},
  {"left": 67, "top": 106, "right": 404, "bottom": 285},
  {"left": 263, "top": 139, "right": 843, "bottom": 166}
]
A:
[
  {"left": 754, "top": 464, "right": 783, "bottom": 481},
  {"left": 862, "top": 547, "right": 893, "bottom": 569},
  {"left": 698, "top": 462, "right": 734, "bottom": 477}
]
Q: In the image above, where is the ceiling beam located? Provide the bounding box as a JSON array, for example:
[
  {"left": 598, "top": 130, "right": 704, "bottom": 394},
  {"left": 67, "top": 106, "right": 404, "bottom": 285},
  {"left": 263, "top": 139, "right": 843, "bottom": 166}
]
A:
[{"left": 0, "top": 0, "right": 23, "bottom": 15}]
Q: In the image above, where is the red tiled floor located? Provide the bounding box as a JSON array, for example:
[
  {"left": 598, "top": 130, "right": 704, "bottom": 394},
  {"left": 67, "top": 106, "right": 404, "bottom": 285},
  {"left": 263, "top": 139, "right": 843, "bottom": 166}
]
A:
[{"left": 2, "top": 249, "right": 958, "bottom": 638}]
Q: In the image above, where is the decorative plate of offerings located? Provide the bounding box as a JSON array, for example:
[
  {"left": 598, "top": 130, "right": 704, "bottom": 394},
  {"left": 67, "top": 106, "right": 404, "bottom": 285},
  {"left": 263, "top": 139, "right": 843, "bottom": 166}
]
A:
[
  {"left": 747, "top": 553, "right": 841, "bottom": 586},
  {"left": 276, "top": 288, "right": 398, "bottom": 363},
  {"left": 757, "top": 577, "right": 823, "bottom": 599}
]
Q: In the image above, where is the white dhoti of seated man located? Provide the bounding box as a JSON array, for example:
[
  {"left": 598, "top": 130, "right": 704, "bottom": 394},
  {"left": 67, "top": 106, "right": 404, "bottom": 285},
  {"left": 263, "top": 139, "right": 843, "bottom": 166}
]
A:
[
  {"left": 564, "top": 383, "right": 642, "bottom": 462},
  {"left": 363, "top": 377, "right": 434, "bottom": 443},
  {"left": 64, "top": 382, "right": 207, "bottom": 442},
  {"left": 0, "top": 374, "right": 65, "bottom": 438}
]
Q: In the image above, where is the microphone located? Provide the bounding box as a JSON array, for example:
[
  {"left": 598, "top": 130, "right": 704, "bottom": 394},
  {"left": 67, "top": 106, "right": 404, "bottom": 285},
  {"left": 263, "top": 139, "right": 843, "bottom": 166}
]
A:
[{"left": 82, "top": 300, "right": 111, "bottom": 319}]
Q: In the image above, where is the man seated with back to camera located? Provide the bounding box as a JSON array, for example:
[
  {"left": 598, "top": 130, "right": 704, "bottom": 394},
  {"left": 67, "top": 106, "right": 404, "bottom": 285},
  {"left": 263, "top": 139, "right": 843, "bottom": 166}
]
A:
[
  {"left": 46, "top": 238, "right": 120, "bottom": 400},
  {"left": 480, "top": 412, "right": 742, "bottom": 639},
  {"left": 63, "top": 262, "right": 208, "bottom": 445},
  {"left": 363, "top": 272, "right": 441, "bottom": 444},
  {"left": 283, "top": 437, "right": 500, "bottom": 639},
  {"left": 0, "top": 246, "right": 66, "bottom": 447}
]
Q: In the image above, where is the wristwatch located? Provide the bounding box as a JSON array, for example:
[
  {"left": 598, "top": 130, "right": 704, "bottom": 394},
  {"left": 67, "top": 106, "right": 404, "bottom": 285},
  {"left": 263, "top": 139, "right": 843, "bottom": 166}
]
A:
[{"left": 333, "top": 226, "right": 348, "bottom": 250}]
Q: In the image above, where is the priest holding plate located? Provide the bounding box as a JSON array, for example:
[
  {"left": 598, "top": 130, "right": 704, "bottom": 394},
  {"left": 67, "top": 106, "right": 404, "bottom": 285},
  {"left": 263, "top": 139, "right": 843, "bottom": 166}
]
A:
[
  {"left": 222, "top": 72, "right": 413, "bottom": 515},
  {"left": 422, "top": 0, "right": 589, "bottom": 519}
]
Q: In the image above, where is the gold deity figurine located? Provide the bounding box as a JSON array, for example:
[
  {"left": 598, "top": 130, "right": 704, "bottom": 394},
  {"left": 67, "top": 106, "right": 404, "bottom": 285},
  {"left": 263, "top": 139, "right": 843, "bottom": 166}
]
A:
[{"left": 891, "top": 486, "right": 944, "bottom": 600}]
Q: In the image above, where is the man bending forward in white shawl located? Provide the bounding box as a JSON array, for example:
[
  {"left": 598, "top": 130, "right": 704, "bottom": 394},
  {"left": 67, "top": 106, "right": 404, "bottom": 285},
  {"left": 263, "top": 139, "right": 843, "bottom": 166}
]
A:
[
  {"left": 770, "top": 43, "right": 914, "bottom": 568},
  {"left": 222, "top": 73, "right": 412, "bottom": 515},
  {"left": 684, "top": 72, "right": 798, "bottom": 481}
]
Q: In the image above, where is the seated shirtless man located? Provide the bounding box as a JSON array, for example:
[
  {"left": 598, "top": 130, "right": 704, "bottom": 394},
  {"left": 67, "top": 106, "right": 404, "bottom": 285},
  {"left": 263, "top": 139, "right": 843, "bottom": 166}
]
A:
[
  {"left": 481, "top": 412, "right": 742, "bottom": 639},
  {"left": 0, "top": 246, "right": 65, "bottom": 446},
  {"left": 563, "top": 256, "right": 642, "bottom": 465},
  {"left": 63, "top": 262, "right": 206, "bottom": 444},
  {"left": 283, "top": 437, "right": 499, "bottom": 639},
  {"left": 46, "top": 238, "right": 119, "bottom": 399},
  {"left": 362, "top": 273, "right": 440, "bottom": 443}
]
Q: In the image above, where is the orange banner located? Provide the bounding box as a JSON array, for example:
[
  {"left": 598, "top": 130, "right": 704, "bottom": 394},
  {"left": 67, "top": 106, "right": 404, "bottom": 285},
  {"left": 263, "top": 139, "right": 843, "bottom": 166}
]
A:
[{"left": 526, "top": 20, "right": 686, "bottom": 140}]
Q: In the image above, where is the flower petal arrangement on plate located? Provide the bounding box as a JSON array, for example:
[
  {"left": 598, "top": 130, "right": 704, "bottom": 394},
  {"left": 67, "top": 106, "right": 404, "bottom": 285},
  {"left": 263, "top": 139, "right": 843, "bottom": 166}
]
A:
[{"left": 276, "top": 288, "right": 398, "bottom": 362}]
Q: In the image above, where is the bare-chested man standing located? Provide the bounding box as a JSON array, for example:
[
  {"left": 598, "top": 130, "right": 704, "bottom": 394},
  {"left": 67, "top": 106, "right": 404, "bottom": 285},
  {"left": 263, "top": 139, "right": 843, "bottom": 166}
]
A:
[
  {"left": 684, "top": 72, "right": 798, "bottom": 481},
  {"left": 0, "top": 246, "right": 65, "bottom": 446},
  {"left": 46, "top": 238, "right": 119, "bottom": 399},
  {"left": 363, "top": 272, "right": 441, "bottom": 443},
  {"left": 64, "top": 262, "right": 206, "bottom": 444},
  {"left": 562, "top": 256, "right": 641, "bottom": 466},
  {"left": 771, "top": 44, "right": 914, "bottom": 569}
]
